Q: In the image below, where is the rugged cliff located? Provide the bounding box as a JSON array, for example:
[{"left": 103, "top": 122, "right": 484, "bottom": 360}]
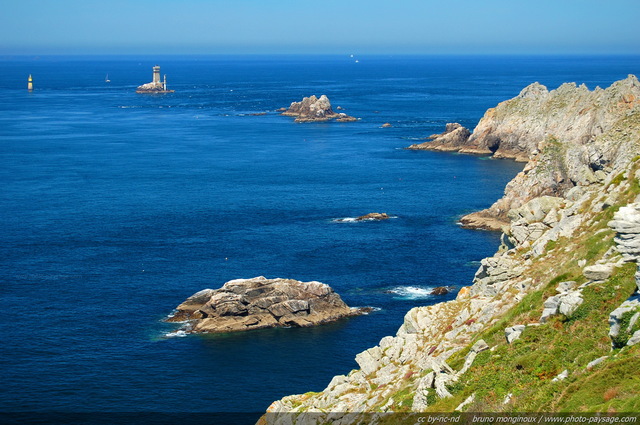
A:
[
  {"left": 261, "top": 76, "right": 640, "bottom": 424},
  {"left": 413, "top": 75, "right": 640, "bottom": 231}
]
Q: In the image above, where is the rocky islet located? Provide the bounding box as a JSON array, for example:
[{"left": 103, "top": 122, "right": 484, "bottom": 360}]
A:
[
  {"left": 168, "top": 276, "right": 369, "bottom": 334},
  {"left": 281, "top": 95, "right": 358, "bottom": 122}
]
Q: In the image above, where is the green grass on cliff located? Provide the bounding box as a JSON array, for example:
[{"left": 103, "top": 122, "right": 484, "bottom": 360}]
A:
[
  {"left": 374, "top": 160, "right": 640, "bottom": 415},
  {"left": 421, "top": 262, "right": 638, "bottom": 414}
]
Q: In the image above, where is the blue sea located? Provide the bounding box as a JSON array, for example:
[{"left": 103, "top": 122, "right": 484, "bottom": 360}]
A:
[{"left": 1, "top": 55, "right": 638, "bottom": 422}]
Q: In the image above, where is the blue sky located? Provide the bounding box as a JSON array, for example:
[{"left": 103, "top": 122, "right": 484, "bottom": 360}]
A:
[{"left": 1, "top": 0, "right": 639, "bottom": 55}]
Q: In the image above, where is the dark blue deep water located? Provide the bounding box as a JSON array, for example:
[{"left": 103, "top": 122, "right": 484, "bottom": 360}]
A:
[{"left": 1, "top": 55, "right": 639, "bottom": 418}]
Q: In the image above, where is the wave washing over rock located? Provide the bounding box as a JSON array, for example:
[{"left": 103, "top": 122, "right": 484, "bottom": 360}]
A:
[
  {"left": 261, "top": 76, "right": 640, "bottom": 423},
  {"left": 167, "top": 276, "right": 368, "bottom": 334}
]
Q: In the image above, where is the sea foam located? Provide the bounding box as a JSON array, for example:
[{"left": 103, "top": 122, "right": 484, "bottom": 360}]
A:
[{"left": 386, "top": 286, "right": 434, "bottom": 300}]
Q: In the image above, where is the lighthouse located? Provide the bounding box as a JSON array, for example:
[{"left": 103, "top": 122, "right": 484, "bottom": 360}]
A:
[
  {"left": 28, "top": 74, "right": 33, "bottom": 91},
  {"left": 136, "top": 65, "right": 174, "bottom": 93},
  {"left": 152, "top": 65, "right": 161, "bottom": 85}
]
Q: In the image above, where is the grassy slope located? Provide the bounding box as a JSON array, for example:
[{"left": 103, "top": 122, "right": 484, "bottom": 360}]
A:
[{"left": 376, "top": 160, "right": 640, "bottom": 415}]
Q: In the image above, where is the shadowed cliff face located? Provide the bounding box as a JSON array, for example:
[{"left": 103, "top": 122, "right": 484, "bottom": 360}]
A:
[{"left": 455, "top": 75, "right": 640, "bottom": 230}]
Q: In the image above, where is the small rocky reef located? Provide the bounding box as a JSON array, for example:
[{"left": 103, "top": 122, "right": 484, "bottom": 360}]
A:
[
  {"left": 281, "top": 95, "right": 357, "bottom": 123},
  {"left": 355, "top": 212, "right": 390, "bottom": 221},
  {"left": 408, "top": 123, "right": 471, "bottom": 152},
  {"left": 168, "top": 276, "right": 367, "bottom": 334}
]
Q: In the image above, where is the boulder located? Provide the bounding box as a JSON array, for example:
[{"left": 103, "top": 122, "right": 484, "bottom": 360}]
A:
[
  {"left": 281, "top": 95, "right": 357, "bottom": 122},
  {"left": 609, "top": 297, "right": 640, "bottom": 346},
  {"left": 541, "top": 290, "right": 583, "bottom": 322},
  {"left": 583, "top": 264, "right": 614, "bottom": 281},
  {"left": 470, "top": 339, "right": 490, "bottom": 353},
  {"left": 586, "top": 356, "right": 608, "bottom": 370},
  {"left": 168, "top": 276, "right": 365, "bottom": 334},
  {"left": 430, "top": 286, "right": 454, "bottom": 296},
  {"left": 505, "top": 325, "right": 526, "bottom": 344},
  {"left": 627, "top": 330, "right": 640, "bottom": 346},
  {"left": 552, "top": 369, "right": 569, "bottom": 382},
  {"left": 556, "top": 281, "right": 577, "bottom": 293}
]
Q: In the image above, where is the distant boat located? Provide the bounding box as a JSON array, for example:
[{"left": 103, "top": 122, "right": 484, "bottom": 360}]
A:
[{"left": 105, "top": 74, "right": 110, "bottom": 83}]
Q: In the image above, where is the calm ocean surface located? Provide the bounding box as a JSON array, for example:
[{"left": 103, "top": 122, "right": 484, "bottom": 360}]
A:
[{"left": 1, "top": 55, "right": 639, "bottom": 418}]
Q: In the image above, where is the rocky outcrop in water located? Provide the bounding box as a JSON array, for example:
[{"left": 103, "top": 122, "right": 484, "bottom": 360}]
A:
[
  {"left": 282, "top": 95, "right": 357, "bottom": 122},
  {"left": 420, "top": 76, "right": 640, "bottom": 230},
  {"left": 168, "top": 276, "right": 366, "bottom": 334},
  {"left": 408, "top": 123, "right": 471, "bottom": 151},
  {"left": 355, "top": 212, "right": 390, "bottom": 221}
]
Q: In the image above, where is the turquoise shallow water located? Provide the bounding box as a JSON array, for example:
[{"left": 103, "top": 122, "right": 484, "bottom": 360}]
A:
[{"left": 1, "top": 55, "right": 638, "bottom": 420}]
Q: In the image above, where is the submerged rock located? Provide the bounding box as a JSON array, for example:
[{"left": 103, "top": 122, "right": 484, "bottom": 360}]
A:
[
  {"left": 281, "top": 95, "right": 357, "bottom": 122},
  {"left": 168, "top": 276, "right": 366, "bottom": 334},
  {"left": 430, "top": 286, "right": 455, "bottom": 296},
  {"left": 355, "top": 212, "right": 390, "bottom": 221}
]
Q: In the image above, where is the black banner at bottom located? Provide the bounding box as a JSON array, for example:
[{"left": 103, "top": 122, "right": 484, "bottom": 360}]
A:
[{"left": 0, "top": 412, "right": 638, "bottom": 425}]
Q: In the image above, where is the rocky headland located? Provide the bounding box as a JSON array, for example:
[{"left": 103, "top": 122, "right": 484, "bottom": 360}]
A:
[
  {"left": 261, "top": 76, "right": 640, "bottom": 423},
  {"left": 282, "top": 95, "right": 357, "bottom": 123},
  {"left": 168, "top": 276, "right": 367, "bottom": 334},
  {"left": 413, "top": 75, "right": 640, "bottom": 231}
]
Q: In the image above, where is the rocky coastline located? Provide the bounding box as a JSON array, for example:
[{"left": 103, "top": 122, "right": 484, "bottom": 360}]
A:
[
  {"left": 282, "top": 95, "right": 357, "bottom": 123},
  {"left": 261, "top": 75, "right": 640, "bottom": 422},
  {"left": 168, "top": 276, "right": 368, "bottom": 334},
  {"left": 417, "top": 76, "right": 640, "bottom": 231}
]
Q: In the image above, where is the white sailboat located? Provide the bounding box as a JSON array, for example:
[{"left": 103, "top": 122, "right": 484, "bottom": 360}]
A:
[{"left": 105, "top": 74, "right": 111, "bottom": 83}]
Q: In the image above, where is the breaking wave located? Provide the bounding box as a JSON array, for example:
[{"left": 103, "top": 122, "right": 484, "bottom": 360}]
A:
[{"left": 386, "top": 286, "right": 435, "bottom": 300}]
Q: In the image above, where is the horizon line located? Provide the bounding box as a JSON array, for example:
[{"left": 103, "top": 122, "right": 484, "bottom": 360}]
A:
[{"left": 3, "top": 52, "right": 640, "bottom": 58}]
